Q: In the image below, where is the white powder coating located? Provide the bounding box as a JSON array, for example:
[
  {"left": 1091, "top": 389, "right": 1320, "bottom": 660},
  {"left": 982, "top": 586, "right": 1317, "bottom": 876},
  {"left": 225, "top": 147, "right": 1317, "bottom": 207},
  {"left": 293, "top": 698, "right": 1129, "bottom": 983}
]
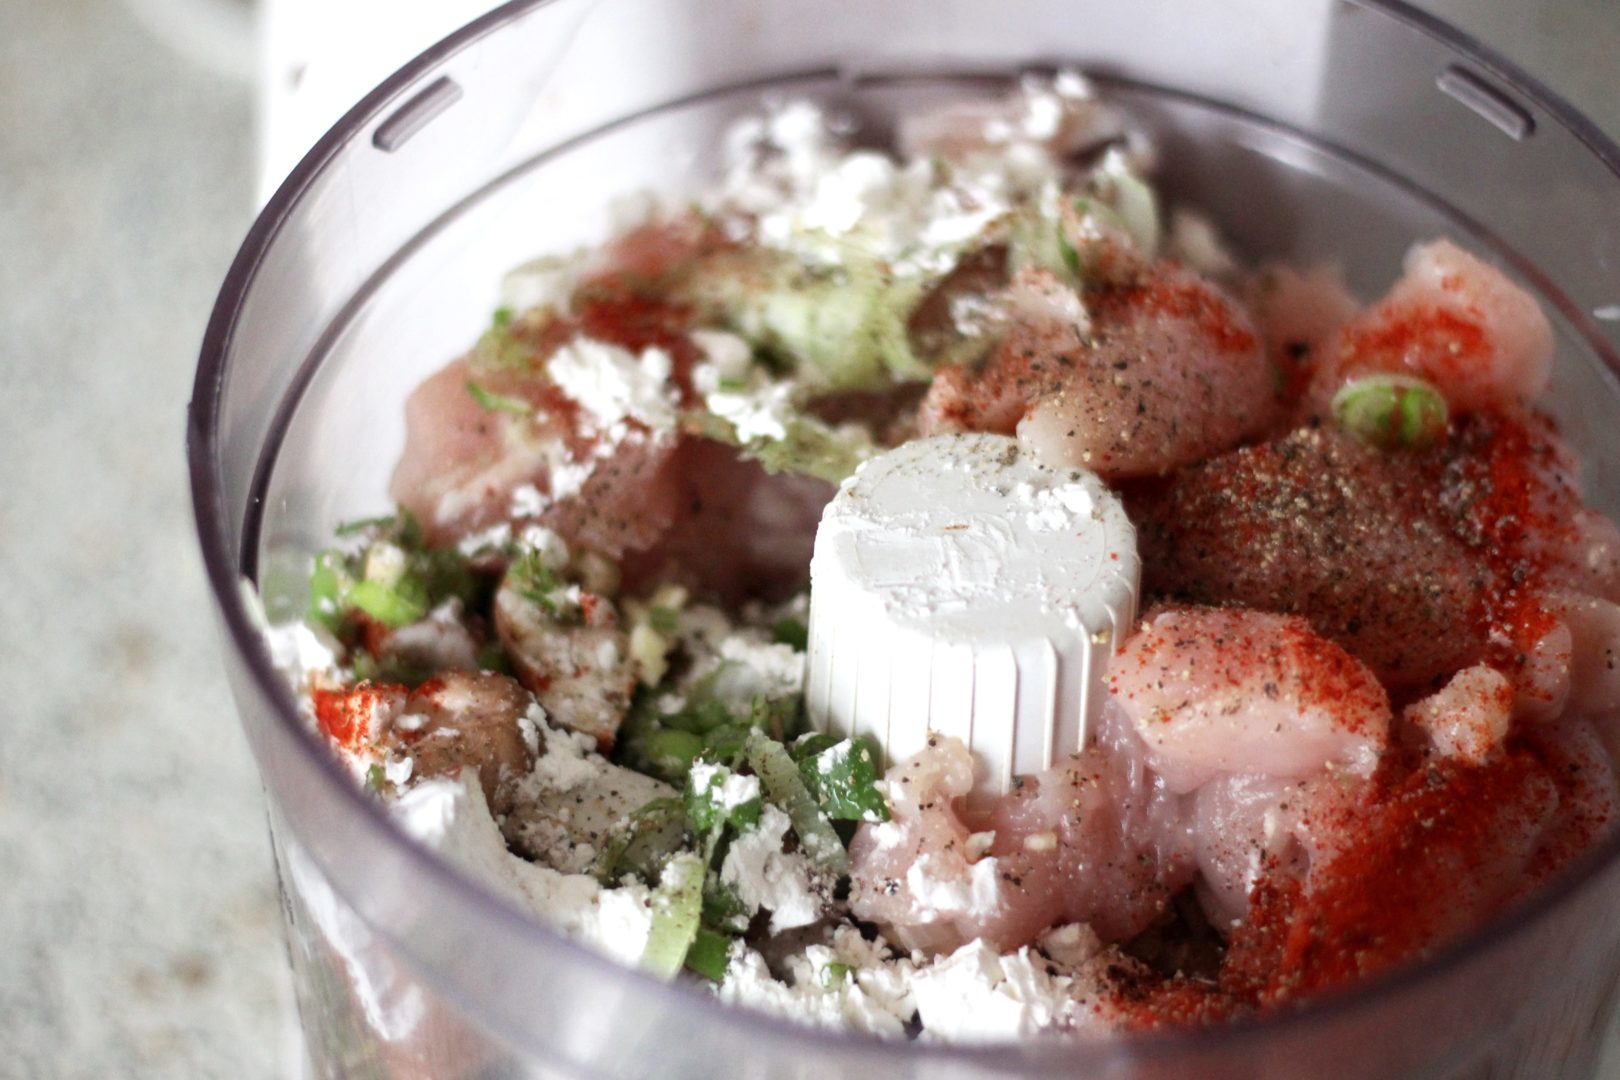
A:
[
  {"left": 546, "top": 337, "right": 679, "bottom": 433},
  {"left": 720, "top": 805, "right": 823, "bottom": 934},
  {"left": 806, "top": 433, "right": 1140, "bottom": 792}
]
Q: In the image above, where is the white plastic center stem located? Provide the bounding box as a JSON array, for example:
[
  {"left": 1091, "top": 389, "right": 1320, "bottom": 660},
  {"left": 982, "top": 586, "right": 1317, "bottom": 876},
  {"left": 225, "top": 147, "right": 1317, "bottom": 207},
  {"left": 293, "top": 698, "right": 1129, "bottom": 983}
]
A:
[{"left": 805, "top": 433, "right": 1140, "bottom": 795}]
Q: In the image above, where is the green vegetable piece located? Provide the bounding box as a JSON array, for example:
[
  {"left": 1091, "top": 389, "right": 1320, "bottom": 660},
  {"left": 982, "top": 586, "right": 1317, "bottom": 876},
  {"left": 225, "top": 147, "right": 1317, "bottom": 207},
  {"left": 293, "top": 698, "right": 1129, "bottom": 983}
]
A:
[
  {"left": 306, "top": 551, "right": 347, "bottom": 630},
  {"left": 701, "top": 724, "right": 750, "bottom": 765},
  {"left": 684, "top": 926, "right": 735, "bottom": 982},
  {"left": 1331, "top": 375, "right": 1449, "bottom": 450},
  {"left": 639, "top": 728, "right": 705, "bottom": 784},
  {"left": 491, "top": 306, "right": 514, "bottom": 329},
  {"left": 344, "top": 579, "right": 428, "bottom": 629},
  {"left": 465, "top": 380, "right": 532, "bottom": 416},
  {"left": 772, "top": 615, "right": 809, "bottom": 651},
  {"left": 333, "top": 513, "right": 403, "bottom": 539},
  {"left": 684, "top": 761, "right": 764, "bottom": 835},
  {"left": 744, "top": 732, "right": 849, "bottom": 876},
  {"left": 365, "top": 764, "right": 388, "bottom": 792},
  {"left": 800, "top": 736, "right": 890, "bottom": 823},
  {"left": 648, "top": 605, "right": 680, "bottom": 634},
  {"left": 662, "top": 698, "right": 735, "bottom": 735},
  {"left": 640, "top": 853, "right": 705, "bottom": 979},
  {"left": 820, "top": 961, "right": 851, "bottom": 989}
]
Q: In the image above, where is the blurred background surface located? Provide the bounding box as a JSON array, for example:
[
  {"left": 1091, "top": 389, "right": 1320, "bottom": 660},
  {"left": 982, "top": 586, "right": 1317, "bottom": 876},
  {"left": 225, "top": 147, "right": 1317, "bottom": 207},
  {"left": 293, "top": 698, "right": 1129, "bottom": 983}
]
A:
[{"left": 0, "top": 0, "right": 1616, "bottom": 1076}]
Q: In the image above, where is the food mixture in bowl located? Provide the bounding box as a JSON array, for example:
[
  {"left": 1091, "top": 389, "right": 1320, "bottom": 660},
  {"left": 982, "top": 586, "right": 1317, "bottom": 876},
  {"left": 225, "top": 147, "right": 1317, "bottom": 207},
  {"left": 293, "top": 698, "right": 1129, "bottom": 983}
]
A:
[{"left": 266, "top": 74, "right": 1620, "bottom": 1041}]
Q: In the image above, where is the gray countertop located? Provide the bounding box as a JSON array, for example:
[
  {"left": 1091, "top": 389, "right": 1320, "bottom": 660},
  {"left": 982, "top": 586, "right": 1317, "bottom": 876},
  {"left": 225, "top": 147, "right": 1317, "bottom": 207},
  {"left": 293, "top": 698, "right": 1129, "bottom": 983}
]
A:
[{"left": 0, "top": 1, "right": 1616, "bottom": 1077}]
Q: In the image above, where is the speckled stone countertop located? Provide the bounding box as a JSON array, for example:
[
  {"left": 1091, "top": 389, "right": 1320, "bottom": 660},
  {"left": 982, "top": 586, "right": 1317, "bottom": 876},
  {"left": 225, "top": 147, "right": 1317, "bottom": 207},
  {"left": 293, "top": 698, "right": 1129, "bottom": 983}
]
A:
[{"left": 0, "top": 1, "right": 1616, "bottom": 1078}]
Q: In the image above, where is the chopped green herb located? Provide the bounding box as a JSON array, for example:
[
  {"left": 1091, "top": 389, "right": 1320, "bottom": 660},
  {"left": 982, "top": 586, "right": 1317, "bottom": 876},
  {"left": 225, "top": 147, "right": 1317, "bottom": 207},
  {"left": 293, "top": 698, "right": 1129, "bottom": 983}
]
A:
[
  {"left": 1331, "top": 375, "right": 1449, "bottom": 450},
  {"left": 799, "top": 736, "right": 890, "bottom": 823},
  {"left": 820, "top": 961, "right": 851, "bottom": 989},
  {"left": 365, "top": 764, "right": 387, "bottom": 792},
  {"left": 491, "top": 305, "right": 514, "bottom": 328},
  {"left": 508, "top": 551, "right": 575, "bottom": 619},
  {"left": 465, "top": 380, "right": 532, "bottom": 416}
]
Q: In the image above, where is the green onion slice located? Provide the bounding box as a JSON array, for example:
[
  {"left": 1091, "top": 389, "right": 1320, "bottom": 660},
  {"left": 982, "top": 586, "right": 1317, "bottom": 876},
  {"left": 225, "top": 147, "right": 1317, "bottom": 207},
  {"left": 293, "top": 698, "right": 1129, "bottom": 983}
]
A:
[{"left": 1331, "top": 374, "right": 1449, "bottom": 450}]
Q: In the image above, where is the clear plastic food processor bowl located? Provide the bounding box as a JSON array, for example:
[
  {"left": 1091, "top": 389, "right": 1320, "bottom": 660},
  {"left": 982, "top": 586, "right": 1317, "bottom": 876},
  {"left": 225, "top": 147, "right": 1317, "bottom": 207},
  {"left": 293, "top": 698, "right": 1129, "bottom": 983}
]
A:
[{"left": 188, "top": 1, "right": 1620, "bottom": 1076}]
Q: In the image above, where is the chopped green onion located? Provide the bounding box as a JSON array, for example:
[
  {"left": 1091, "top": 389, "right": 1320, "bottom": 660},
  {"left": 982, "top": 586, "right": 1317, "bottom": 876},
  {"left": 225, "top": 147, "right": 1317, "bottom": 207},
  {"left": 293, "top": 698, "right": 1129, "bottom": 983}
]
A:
[
  {"left": 821, "top": 961, "right": 851, "bottom": 989},
  {"left": 1331, "top": 375, "right": 1449, "bottom": 450},
  {"left": 491, "top": 306, "right": 514, "bottom": 329},
  {"left": 700, "top": 723, "right": 750, "bottom": 765},
  {"left": 684, "top": 927, "right": 735, "bottom": 982},
  {"left": 306, "top": 551, "right": 347, "bottom": 630},
  {"left": 648, "top": 605, "right": 680, "bottom": 634},
  {"left": 365, "top": 764, "right": 387, "bottom": 792},
  {"left": 772, "top": 616, "right": 809, "bottom": 651},
  {"left": 744, "top": 732, "right": 849, "bottom": 875},
  {"left": 344, "top": 579, "right": 428, "bottom": 629},
  {"left": 465, "top": 380, "right": 532, "bottom": 416},
  {"left": 684, "top": 762, "right": 763, "bottom": 834},
  {"left": 638, "top": 728, "right": 705, "bottom": 784},
  {"left": 640, "top": 853, "right": 705, "bottom": 979}
]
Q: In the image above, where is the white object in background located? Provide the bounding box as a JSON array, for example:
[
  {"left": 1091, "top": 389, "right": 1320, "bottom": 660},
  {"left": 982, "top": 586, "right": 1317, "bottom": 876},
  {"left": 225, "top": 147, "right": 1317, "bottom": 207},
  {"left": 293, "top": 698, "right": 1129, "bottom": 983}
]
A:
[
  {"left": 805, "top": 433, "right": 1139, "bottom": 795},
  {"left": 258, "top": 0, "right": 505, "bottom": 200}
]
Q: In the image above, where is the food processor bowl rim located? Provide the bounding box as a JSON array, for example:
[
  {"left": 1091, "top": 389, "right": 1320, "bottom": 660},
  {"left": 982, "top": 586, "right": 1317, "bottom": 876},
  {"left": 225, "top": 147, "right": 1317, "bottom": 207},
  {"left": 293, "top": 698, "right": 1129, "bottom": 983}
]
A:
[{"left": 186, "top": 0, "right": 1620, "bottom": 1068}]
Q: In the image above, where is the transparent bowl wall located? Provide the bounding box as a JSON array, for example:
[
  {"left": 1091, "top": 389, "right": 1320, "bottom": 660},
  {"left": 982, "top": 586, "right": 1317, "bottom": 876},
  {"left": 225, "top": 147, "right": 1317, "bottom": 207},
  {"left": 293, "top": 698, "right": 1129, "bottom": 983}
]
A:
[{"left": 190, "top": 1, "right": 1620, "bottom": 1076}]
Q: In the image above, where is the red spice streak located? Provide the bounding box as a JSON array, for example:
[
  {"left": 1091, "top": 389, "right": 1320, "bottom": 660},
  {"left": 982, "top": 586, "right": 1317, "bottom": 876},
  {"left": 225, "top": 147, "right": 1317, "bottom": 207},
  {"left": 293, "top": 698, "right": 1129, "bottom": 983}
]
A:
[
  {"left": 1334, "top": 303, "right": 1489, "bottom": 386},
  {"left": 311, "top": 683, "right": 394, "bottom": 751},
  {"left": 1226, "top": 750, "right": 1555, "bottom": 1004},
  {"left": 1096, "top": 275, "right": 1258, "bottom": 355},
  {"left": 1433, "top": 411, "right": 1573, "bottom": 670}
]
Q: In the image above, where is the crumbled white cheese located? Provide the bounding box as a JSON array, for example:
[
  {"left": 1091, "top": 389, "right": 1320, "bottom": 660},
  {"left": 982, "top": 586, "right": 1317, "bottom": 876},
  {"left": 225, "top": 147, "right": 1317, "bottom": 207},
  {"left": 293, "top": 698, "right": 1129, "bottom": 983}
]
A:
[
  {"left": 510, "top": 483, "right": 549, "bottom": 518},
  {"left": 688, "top": 761, "right": 762, "bottom": 812},
  {"left": 717, "top": 923, "right": 919, "bottom": 1036},
  {"left": 717, "top": 636, "right": 806, "bottom": 700},
  {"left": 456, "top": 521, "right": 513, "bottom": 557},
  {"left": 720, "top": 805, "right": 822, "bottom": 933},
  {"left": 910, "top": 940, "right": 1085, "bottom": 1042},
  {"left": 523, "top": 703, "right": 602, "bottom": 792},
  {"left": 1036, "top": 923, "right": 1103, "bottom": 969},
  {"left": 262, "top": 619, "right": 340, "bottom": 679},
  {"left": 392, "top": 772, "right": 660, "bottom": 969},
  {"left": 547, "top": 337, "right": 680, "bottom": 433},
  {"left": 904, "top": 852, "right": 1002, "bottom": 918}
]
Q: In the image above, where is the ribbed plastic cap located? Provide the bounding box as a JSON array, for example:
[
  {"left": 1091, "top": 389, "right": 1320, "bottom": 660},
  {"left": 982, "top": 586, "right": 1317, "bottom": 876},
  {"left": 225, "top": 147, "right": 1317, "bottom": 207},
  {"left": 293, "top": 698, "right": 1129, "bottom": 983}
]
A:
[{"left": 805, "top": 433, "right": 1140, "bottom": 795}]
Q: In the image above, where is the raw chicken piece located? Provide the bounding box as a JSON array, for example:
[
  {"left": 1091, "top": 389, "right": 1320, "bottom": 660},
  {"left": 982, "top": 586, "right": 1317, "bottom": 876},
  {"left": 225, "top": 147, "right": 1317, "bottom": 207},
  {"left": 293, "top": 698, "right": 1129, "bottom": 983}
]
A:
[
  {"left": 618, "top": 438, "right": 833, "bottom": 605},
  {"left": 313, "top": 672, "right": 538, "bottom": 815},
  {"left": 1402, "top": 664, "right": 1515, "bottom": 765},
  {"left": 1127, "top": 424, "right": 1486, "bottom": 690},
  {"left": 1109, "top": 606, "right": 1391, "bottom": 793},
  {"left": 390, "top": 293, "right": 700, "bottom": 554},
  {"left": 1244, "top": 263, "right": 1360, "bottom": 410},
  {"left": 848, "top": 709, "right": 1193, "bottom": 954},
  {"left": 921, "top": 262, "right": 1272, "bottom": 478},
  {"left": 494, "top": 568, "right": 635, "bottom": 751},
  {"left": 1225, "top": 749, "right": 1559, "bottom": 1002},
  {"left": 1305, "top": 239, "right": 1552, "bottom": 417}
]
